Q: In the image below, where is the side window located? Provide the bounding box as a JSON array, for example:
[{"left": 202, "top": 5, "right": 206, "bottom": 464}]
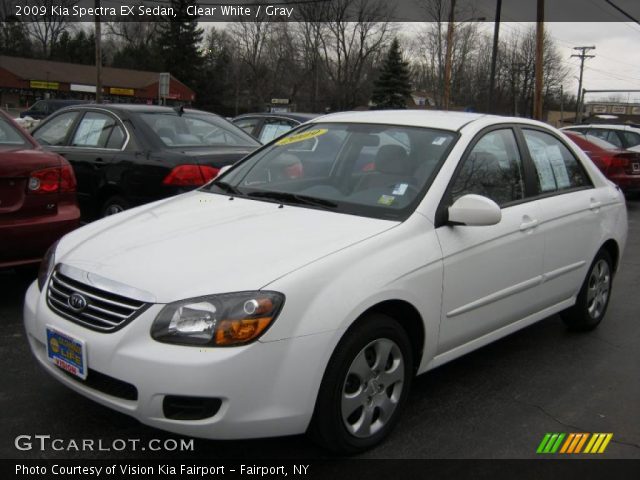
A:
[
  {"left": 590, "top": 129, "right": 622, "bottom": 148},
  {"left": 32, "top": 111, "right": 79, "bottom": 146},
  {"left": 259, "top": 119, "right": 296, "bottom": 144},
  {"left": 451, "top": 129, "right": 525, "bottom": 207},
  {"left": 71, "top": 112, "right": 121, "bottom": 148},
  {"left": 105, "top": 124, "right": 126, "bottom": 149},
  {"left": 621, "top": 131, "right": 640, "bottom": 148},
  {"left": 523, "top": 129, "right": 591, "bottom": 194},
  {"left": 233, "top": 118, "right": 260, "bottom": 135}
]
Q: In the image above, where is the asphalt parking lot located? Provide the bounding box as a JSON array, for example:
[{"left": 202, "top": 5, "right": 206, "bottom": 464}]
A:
[{"left": 1, "top": 200, "right": 639, "bottom": 460}]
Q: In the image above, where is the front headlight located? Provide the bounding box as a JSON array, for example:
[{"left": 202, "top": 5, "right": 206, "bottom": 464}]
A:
[
  {"left": 37, "top": 241, "right": 58, "bottom": 291},
  {"left": 151, "top": 291, "right": 285, "bottom": 347}
]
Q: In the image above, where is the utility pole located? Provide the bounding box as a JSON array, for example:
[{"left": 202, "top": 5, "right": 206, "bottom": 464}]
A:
[
  {"left": 560, "top": 84, "right": 564, "bottom": 126},
  {"left": 443, "top": 0, "right": 456, "bottom": 110},
  {"left": 94, "top": 0, "right": 102, "bottom": 104},
  {"left": 487, "top": 0, "right": 502, "bottom": 113},
  {"left": 571, "top": 46, "right": 595, "bottom": 124},
  {"left": 533, "top": 0, "right": 544, "bottom": 120}
]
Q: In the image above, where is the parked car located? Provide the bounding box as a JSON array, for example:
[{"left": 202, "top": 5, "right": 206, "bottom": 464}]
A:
[
  {"left": 0, "top": 110, "right": 79, "bottom": 269},
  {"left": 232, "top": 112, "right": 320, "bottom": 144},
  {"left": 31, "top": 104, "right": 260, "bottom": 219},
  {"left": 561, "top": 123, "right": 640, "bottom": 150},
  {"left": 25, "top": 111, "right": 627, "bottom": 453},
  {"left": 563, "top": 130, "right": 640, "bottom": 194},
  {"left": 20, "top": 99, "right": 90, "bottom": 120}
]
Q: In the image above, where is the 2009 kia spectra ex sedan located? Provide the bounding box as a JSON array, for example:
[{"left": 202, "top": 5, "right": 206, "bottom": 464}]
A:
[{"left": 24, "top": 111, "right": 627, "bottom": 453}]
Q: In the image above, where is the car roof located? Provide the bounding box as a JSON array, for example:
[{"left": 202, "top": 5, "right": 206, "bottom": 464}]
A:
[
  {"left": 309, "top": 110, "right": 496, "bottom": 131},
  {"left": 563, "top": 124, "right": 640, "bottom": 131},
  {"left": 234, "top": 112, "right": 321, "bottom": 122},
  {"left": 56, "top": 104, "right": 223, "bottom": 117}
]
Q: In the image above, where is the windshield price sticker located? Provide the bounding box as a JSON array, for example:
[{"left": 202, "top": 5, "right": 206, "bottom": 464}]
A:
[
  {"left": 276, "top": 129, "right": 328, "bottom": 146},
  {"left": 377, "top": 195, "right": 395, "bottom": 206}
]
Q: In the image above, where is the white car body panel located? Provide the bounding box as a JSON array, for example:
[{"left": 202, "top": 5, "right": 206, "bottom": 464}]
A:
[
  {"left": 23, "top": 110, "right": 628, "bottom": 440},
  {"left": 53, "top": 191, "right": 397, "bottom": 303}
]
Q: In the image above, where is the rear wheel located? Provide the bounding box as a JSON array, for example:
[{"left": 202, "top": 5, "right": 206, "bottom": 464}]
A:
[
  {"left": 308, "top": 313, "right": 413, "bottom": 453},
  {"left": 561, "top": 250, "right": 613, "bottom": 331},
  {"left": 101, "top": 195, "right": 130, "bottom": 217}
]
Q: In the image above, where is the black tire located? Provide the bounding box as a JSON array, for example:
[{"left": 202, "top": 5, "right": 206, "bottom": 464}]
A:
[
  {"left": 101, "top": 195, "right": 130, "bottom": 217},
  {"left": 561, "top": 250, "right": 613, "bottom": 331},
  {"left": 308, "top": 313, "right": 413, "bottom": 454}
]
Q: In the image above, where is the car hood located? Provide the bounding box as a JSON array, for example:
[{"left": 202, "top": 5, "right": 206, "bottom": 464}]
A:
[{"left": 57, "top": 191, "right": 398, "bottom": 303}]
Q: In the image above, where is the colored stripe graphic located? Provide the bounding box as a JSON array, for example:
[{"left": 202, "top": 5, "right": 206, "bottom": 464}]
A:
[{"left": 538, "top": 433, "right": 613, "bottom": 454}]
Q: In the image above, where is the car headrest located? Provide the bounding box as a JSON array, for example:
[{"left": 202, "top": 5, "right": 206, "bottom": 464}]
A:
[
  {"left": 157, "top": 128, "right": 175, "bottom": 140},
  {"left": 375, "top": 145, "right": 412, "bottom": 175}
]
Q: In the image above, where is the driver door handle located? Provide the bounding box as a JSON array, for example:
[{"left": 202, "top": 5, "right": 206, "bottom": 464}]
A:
[{"left": 520, "top": 218, "right": 538, "bottom": 231}]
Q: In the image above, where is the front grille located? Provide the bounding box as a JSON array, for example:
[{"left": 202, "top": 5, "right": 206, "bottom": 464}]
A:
[{"left": 47, "top": 270, "right": 149, "bottom": 332}]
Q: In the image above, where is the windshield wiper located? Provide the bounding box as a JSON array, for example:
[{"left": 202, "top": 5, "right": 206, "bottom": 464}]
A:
[
  {"left": 210, "top": 180, "right": 241, "bottom": 196},
  {"left": 247, "top": 191, "right": 338, "bottom": 210}
]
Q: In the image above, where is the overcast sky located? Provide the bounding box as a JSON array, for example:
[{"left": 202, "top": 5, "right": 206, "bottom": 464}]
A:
[
  {"left": 398, "top": 21, "right": 640, "bottom": 103},
  {"left": 544, "top": 22, "right": 640, "bottom": 103}
]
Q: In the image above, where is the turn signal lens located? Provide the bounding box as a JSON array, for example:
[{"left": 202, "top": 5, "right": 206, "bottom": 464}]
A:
[
  {"left": 151, "top": 292, "right": 284, "bottom": 347},
  {"left": 215, "top": 318, "right": 273, "bottom": 345}
]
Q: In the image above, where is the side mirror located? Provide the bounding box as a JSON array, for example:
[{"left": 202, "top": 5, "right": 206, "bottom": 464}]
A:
[
  {"left": 448, "top": 194, "right": 501, "bottom": 226},
  {"left": 216, "top": 165, "right": 232, "bottom": 178}
]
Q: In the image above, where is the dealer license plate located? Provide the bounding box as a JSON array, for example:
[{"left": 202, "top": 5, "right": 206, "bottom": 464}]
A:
[{"left": 46, "top": 326, "right": 87, "bottom": 379}]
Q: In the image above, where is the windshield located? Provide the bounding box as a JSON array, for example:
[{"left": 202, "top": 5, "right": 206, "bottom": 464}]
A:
[
  {"left": 139, "top": 112, "right": 259, "bottom": 148},
  {"left": 208, "top": 122, "right": 457, "bottom": 220}
]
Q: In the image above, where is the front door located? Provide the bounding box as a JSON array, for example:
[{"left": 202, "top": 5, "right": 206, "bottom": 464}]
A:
[{"left": 435, "top": 127, "right": 545, "bottom": 353}]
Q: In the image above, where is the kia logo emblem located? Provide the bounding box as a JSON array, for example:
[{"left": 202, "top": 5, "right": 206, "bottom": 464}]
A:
[{"left": 68, "top": 293, "right": 88, "bottom": 312}]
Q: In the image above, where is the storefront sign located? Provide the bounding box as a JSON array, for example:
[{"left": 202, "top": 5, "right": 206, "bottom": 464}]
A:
[
  {"left": 30, "top": 80, "right": 59, "bottom": 90},
  {"left": 109, "top": 87, "right": 135, "bottom": 96},
  {"left": 71, "top": 84, "right": 96, "bottom": 93}
]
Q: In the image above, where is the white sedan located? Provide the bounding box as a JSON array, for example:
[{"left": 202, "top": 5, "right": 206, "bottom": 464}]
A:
[{"left": 24, "top": 111, "right": 627, "bottom": 453}]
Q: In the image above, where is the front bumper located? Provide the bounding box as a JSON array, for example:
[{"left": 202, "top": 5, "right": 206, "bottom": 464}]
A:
[{"left": 23, "top": 281, "right": 334, "bottom": 439}]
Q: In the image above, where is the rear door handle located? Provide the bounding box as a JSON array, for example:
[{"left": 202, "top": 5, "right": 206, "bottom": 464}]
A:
[
  {"left": 520, "top": 218, "right": 538, "bottom": 231},
  {"left": 94, "top": 158, "right": 107, "bottom": 165},
  {"left": 590, "top": 199, "right": 602, "bottom": 211}
]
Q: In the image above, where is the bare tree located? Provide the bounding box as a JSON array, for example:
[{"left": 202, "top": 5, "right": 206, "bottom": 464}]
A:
[
  {"left": 318, "top": 0, "right": 395, "bottom": 110},
  {"left": 26, "top": 0, "right": 78, "bottom": 57}
]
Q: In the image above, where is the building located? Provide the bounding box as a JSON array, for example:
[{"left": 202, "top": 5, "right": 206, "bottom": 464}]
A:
[
  {"left": 0, "top": 55, "right": 195, "bottom": 109},
  {"left": 584, "top": 102, "right": 640, "bottom": 124}
]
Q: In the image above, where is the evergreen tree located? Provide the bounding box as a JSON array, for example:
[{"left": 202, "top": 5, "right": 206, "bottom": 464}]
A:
[
  {"left": 155, "top": 0, "right": 204, "bottom": 89},
  {"left": 371, "top": 38, "right": 412, "bottom": 110},
  {"left": 0, "top": 17, "right": 32, "bottom": 57}
]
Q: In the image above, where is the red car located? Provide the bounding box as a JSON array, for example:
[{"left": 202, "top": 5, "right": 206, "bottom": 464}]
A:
[
  {"left": 565, "top": 131, "right": 640, "bottom": 194},
  {"left": 0, "top": 110, "right": 80, "bottom": 269}
]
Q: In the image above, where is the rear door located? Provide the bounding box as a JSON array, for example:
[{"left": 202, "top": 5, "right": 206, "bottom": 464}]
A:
[
  {"left": 435, "top": 127, "right": 545, "bottom": 353},
  {"left": 519, "top": 128, "right": 601, "bottom": 306}
]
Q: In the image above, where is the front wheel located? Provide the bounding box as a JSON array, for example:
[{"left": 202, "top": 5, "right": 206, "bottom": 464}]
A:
[
  {"left": 561, "top": 250, "right": 613, "bottom": 331},
  {"left": 308, "top": 314, "right": 413, "bottom": 454}
]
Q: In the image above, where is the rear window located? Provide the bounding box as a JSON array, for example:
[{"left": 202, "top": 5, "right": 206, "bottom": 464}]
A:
[
  {"left": 139, "top": 112, "right": 259, "bottom": 148},
  {"left": 0, "top": 116, "right": 28, "bottom": 146}
]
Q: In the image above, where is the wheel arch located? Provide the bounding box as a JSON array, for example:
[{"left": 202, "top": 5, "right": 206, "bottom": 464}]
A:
[
  {"left": 600, "top": 238, "right": 620, "bottom": 274},
  {"left": 348, "top": 299, "right": 425, "bottom": 373}
]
